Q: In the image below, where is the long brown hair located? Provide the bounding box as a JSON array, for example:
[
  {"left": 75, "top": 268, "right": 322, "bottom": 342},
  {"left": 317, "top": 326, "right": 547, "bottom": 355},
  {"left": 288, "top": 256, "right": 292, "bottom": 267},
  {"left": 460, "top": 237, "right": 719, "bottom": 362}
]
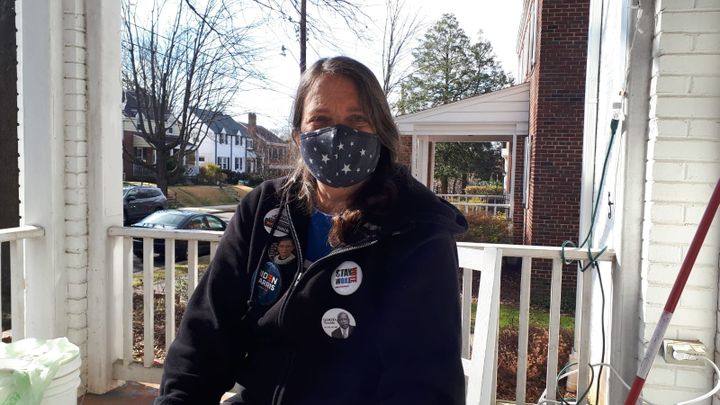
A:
[{"left": 283, "top": 56, "right": 401, "bottom": 246}]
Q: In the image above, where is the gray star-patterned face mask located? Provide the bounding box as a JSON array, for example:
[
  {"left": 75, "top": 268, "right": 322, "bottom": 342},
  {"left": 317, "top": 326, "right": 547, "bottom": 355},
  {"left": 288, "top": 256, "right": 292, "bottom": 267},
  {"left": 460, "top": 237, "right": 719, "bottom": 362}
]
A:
[{"left": 299, "top": 124, "right": 382, "bottom": 188}]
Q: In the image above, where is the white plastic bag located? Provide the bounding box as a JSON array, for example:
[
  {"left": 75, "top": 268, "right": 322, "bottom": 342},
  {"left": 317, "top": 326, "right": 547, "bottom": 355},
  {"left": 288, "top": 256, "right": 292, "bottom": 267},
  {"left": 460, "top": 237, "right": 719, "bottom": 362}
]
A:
[{"left": 0, "top": 337, "right": 80, "bottom": 405}]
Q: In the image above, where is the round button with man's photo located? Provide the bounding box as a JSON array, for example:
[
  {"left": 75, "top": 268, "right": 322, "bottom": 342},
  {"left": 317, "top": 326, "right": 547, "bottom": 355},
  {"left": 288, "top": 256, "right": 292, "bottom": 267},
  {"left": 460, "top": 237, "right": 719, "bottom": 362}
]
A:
[{"left": 321, "top": 308, "right": 356, "bottom": 340}]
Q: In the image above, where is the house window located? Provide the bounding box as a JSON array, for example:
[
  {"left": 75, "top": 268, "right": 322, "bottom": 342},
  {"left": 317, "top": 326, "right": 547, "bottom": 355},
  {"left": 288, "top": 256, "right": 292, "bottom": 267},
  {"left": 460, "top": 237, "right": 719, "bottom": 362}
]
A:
[
  {"left": 235, "top": 157, "right": 240, "bottom": 170},
  {"left": 134, "top": 147, "right": 143, "bottom": 160},
  {"left": 529, "top": 0, "right": 537, "bottom": 67},
  {"left": 247, "top": 138, "right": 253, "bottom": 149},
  {"left": 217, "top": 156, "right": 230, "bottom": 170},
  {"left": 234, "top": 136, "right": 239, "bottom": 145},
  {"left": 219, "top": 134, "right": 225, "bottom": 144},
  {"left": 199, "top": 156, "right": 205, "bottom": 162}
]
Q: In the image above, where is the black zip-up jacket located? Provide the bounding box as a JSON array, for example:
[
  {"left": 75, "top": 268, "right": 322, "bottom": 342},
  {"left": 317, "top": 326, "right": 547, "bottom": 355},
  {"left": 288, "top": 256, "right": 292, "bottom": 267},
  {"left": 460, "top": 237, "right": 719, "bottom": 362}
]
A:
[{"left": 156, "top": 170, "right": 468, "bottom": 405}]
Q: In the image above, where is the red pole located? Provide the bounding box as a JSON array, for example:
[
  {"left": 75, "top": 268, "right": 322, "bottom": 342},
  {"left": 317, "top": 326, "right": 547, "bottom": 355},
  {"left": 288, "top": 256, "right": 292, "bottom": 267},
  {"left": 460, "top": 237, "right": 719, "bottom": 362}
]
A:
[{"left": 625, "top": 178, "right": 720, "bottom": 405}]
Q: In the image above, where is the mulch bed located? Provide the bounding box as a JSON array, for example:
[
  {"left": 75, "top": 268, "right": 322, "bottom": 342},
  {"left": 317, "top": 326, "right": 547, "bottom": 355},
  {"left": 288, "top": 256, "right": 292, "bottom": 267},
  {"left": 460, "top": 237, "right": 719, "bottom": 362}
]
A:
[
  {"left": 132, "top": 293, "right": 185, "bottom": 364},
  {"left": 496, "top": 326, "right": 574, "bottom": 402}
]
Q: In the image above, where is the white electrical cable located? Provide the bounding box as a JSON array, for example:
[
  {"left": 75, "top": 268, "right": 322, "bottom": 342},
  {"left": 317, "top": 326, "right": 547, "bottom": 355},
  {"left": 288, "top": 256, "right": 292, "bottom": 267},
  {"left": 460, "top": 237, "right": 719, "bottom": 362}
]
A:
[
  {"left": 677, "top": 357, "right": 720, "bottom": 405},
  {"left": 534, "top": 358, "right": 720, "bottom": 405},
  {"left": 535, "top": 363, "right": 657, "bottom": 405}
]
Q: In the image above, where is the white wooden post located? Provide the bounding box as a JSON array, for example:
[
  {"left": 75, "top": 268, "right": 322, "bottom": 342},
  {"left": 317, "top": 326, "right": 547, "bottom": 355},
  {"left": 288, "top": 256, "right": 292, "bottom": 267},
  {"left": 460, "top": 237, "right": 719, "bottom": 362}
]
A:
[
  {"left": 86, "top": 0, "right": 123, "bottom": 392},
  {"left": 18, "top": 0, "right": 68, "bottom": 339},
  {"left": 465, "top": 247, "right": 502, "bottom": 405}
]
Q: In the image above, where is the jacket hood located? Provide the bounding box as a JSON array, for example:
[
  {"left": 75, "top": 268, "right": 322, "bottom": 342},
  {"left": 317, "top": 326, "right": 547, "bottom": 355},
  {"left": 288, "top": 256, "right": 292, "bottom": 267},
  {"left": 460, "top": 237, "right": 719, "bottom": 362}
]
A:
[
  {"left": 273, "top": 167, "right": 468, "bottom": 238},
  {"left": 386, "top": 168, "right": 468, "bottom": 236}
]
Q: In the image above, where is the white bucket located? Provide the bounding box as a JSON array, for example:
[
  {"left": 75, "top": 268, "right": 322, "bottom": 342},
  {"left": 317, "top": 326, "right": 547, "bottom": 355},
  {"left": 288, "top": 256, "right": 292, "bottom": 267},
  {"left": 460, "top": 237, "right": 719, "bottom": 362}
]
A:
[{"left": 40, "top": 354, "right": 81, "bottom": 405}]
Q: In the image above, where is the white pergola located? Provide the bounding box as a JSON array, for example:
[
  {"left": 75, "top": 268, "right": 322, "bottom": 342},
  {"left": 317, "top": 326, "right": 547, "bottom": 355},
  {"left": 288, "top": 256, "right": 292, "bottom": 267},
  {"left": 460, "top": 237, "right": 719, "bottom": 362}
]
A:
[{"left": 395, "top": 83, "right": 530, "bottom": 217}]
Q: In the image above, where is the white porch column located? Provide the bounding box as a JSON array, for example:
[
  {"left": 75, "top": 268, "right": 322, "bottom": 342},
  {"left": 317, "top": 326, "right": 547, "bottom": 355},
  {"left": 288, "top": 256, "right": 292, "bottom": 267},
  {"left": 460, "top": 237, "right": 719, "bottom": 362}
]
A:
[
  {"left": 411, "top": 135, "right": 432, "bottom": 187},
  {"left": 510, "top": 131, "right": 517, "bottom": 221},
  {"left": 85, "top": 0, "right": 123, "bottom": 394},
  {"left": 18, "top": 0, "right": 67, "bottom": 339}
]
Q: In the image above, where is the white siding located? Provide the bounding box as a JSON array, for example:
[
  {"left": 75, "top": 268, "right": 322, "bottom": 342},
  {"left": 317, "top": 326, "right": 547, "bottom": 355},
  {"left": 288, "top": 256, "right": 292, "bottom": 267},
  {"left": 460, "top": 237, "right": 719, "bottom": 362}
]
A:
[{"left": 585, "top": 0, "right": 720, "bottom": 403}]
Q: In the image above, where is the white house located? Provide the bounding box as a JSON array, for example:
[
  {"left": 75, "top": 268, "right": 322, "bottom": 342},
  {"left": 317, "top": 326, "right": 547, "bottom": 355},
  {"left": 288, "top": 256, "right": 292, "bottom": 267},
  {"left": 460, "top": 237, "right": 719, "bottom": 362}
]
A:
[
  {"left": 582, "top": 0, "right": 720, "bottom": 403},
  {"left": 191, "top": 108, "right": 257, "bottom": 173}
]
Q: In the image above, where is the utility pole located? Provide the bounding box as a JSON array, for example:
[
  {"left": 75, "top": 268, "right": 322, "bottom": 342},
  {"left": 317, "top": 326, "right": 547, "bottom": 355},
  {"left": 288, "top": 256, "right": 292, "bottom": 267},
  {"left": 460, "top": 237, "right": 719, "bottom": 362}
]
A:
[{"left": 299, "top": 0, "right": 306, "bottom": 73}]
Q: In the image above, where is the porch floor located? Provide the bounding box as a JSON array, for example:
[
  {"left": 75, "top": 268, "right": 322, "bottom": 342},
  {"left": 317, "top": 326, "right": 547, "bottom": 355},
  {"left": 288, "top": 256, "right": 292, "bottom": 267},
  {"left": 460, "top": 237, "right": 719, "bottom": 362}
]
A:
[
  {"left": 77, "top": 382, "right": 238, "bottom": 404},
  {"left": 75, "top": 383, "right": 529, "bottom": 405},
  {"left": 78, "top": 382, "right": 159, "bottom": 405}
]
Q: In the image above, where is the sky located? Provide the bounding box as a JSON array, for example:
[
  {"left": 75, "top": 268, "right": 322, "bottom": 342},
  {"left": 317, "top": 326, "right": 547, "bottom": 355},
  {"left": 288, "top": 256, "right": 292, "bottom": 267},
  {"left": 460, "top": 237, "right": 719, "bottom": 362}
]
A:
[{"left": 228, "top": 1, "right": 523, "bottom": 136}]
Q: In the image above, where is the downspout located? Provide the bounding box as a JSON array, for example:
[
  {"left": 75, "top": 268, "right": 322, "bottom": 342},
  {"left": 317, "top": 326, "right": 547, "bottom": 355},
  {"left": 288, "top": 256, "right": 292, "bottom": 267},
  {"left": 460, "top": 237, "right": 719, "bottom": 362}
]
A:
[
  {"left": 610, "top": 0, "right": 652, "bottom": 402},
  {"left": 572, "top": 0, "right": 604, "bottom": 397}
]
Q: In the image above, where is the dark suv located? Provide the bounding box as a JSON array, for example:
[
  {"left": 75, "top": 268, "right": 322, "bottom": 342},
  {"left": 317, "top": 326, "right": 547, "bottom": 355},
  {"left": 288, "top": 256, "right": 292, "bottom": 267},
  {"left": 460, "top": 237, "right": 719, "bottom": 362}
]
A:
[{"left": 123, "top": 186, "right": 168, "bottom": 225}]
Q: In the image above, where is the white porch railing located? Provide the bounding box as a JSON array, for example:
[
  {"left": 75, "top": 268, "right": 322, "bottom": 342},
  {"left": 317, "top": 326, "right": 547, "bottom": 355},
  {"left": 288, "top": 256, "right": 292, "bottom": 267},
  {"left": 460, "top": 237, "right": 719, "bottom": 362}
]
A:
[
  {"left": 104, "top": 226, "right": 615, "bottom": 404},
  {"left": 458, "top": 242, "right": 615, "bottom": 405},
  {"left": 107, "top": 225, "right": 224, "bottom": 383},
  {"left": 437, "top": 194, "right": 511, "bottom": 216},
  {"left": 0, "top": 225, "right": 45, "bottom": 341}
]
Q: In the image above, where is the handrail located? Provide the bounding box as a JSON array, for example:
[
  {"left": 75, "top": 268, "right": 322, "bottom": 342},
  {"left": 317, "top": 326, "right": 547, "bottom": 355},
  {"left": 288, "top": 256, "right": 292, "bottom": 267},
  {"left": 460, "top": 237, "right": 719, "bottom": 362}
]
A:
[
  {"left": 107, "top": 225, "right": 223, "bottom": 242},
  {"left": 0, "top": 224, "right": 45, "bottom": 341},
  {"left": 457, "top": 242, "right": 614, "bottom": 261},
  {"left": 0, "top": 225, "right": 45, "bottom": 242}
]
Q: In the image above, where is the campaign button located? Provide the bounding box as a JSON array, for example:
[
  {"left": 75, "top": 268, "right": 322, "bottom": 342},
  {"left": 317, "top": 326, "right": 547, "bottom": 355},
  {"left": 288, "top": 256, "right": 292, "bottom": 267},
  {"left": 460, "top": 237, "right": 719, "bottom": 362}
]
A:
[
  {"left": 321, "top": 308, "right": 356, "bottom": 340},
  {"left": 254, "top": 261, "right": 282, "bottom": 305},
  {"left": 330, "top": 261, "right": 362, "bottom": 296},
  {"left": 263, "top": 207, "right": 290, "bottom": 237}
]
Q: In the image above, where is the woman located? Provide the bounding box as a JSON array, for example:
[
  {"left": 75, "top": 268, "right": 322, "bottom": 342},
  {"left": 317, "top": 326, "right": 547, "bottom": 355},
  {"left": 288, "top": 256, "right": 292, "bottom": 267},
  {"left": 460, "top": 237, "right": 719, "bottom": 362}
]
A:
[{"left": 156, "top": 56, "right": 467, "bottom": 405}]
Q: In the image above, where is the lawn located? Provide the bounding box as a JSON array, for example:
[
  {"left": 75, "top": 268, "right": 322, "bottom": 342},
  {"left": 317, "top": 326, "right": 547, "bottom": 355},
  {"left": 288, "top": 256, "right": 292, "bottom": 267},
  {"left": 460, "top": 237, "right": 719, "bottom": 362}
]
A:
[
  {"left": 471, "top": 301, "right": 575, "bottom": 332},
  {"left": 168, "top": 185, "right": 237, "bottom": 207},
  {"left": 125, "top": 181, "right": 253, "bottom": 207}
]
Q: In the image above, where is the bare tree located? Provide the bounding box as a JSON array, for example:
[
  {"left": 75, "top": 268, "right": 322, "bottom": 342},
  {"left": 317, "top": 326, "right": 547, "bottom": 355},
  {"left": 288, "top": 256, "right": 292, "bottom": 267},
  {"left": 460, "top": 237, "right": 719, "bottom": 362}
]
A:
[
  {"left": 381, "top": 0, "right": 422, "bottom": 100},
  {"left": 122, "top": 0, "right": 260, "bottom": 194},
  {"left": 247, "top": 0, "right": 370, "bottom": 73}
]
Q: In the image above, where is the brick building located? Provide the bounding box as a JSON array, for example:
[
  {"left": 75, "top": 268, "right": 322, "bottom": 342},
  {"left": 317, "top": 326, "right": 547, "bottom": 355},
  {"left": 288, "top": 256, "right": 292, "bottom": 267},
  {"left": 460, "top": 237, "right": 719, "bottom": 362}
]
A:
[
  {"left": 246, "top": 113, "right": 293, "bottom": 177},
  {"left": 121, "top": 90, "right": 194, "bottom": 181},
  {"left": 520, "top": 0, "right": 589, "bottom": 249},
  {"left": 397, "top": 1, "right": 591, "bottom": 293}
]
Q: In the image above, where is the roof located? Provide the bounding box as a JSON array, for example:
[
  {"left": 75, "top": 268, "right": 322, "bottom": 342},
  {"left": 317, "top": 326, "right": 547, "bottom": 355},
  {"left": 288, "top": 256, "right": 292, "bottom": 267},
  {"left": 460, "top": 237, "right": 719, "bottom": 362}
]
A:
[
  {"left": 394, "top": 83, "right": 530, "bottom": 140},
  {"left": 192, "top": 108, "right": 245, "bottom": 135},
  {"left": 253, "top": 125, "right": 285, "bottom": 144},
  {"left": 123, "top": 89, "right": 171, "bottom": 121},
  {"left": 193, "top": 108, "right": 286, "bottom": 144}
]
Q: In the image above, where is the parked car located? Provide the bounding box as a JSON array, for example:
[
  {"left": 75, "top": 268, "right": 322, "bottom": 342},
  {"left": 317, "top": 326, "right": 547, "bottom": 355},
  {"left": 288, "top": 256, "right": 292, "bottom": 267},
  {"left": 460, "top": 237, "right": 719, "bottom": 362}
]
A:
[
  {"left": 131, "top": 209, "right": 227, "bottom": 260},
  {"left": 123, "top": 185, "right": 168, "bottom": 225}
]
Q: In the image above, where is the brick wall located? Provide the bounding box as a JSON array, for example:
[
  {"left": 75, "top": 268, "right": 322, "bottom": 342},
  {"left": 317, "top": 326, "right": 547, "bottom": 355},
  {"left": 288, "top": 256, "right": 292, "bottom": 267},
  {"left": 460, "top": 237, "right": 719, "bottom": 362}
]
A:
[
  {"left": 639, "top": 0, "right": 720, "bottom": 402},
  {"left": 512, "top": 139, "right": 526, "bottom": 245},
  {"left": 63, "top": 0, "right": 89, "bottom": 385},
  {"left": 398, "top": 135, "right": 412, "bottom": 169},
  {"left": 122, "top": 131, "right": 134, "bottom": 178},
  {"left": 525, "top": 0, "right": 590, "bottom": 292}
]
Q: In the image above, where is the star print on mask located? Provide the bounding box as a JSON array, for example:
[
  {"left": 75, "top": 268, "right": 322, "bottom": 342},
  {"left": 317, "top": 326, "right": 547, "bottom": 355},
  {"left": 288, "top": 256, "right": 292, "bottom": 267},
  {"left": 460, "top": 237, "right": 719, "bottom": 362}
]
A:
[{"left": 300, "top": 125, "right": 381, "bottom": 188}]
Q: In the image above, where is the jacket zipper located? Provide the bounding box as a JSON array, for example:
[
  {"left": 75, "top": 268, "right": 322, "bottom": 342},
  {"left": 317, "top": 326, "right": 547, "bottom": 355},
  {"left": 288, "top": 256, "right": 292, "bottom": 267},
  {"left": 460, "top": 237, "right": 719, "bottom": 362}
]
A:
[{"left": 270, "top": 207, "right": 377, "bottom": 405}]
